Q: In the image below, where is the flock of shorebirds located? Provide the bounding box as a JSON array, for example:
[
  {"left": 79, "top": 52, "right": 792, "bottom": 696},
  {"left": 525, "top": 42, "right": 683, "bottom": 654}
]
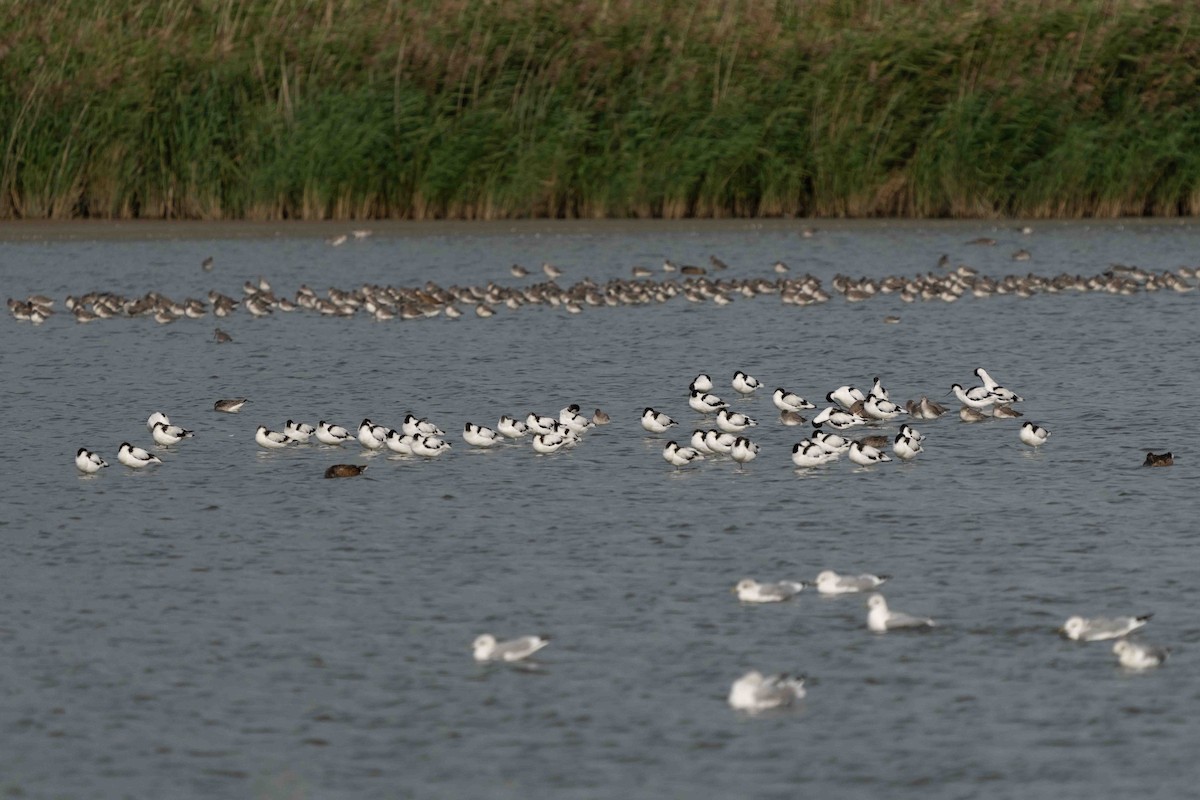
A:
[
  {"left": 51, "top": 235, "right": 1183, "bottom": 715},
  {"left": 474, "top": 565, "right": 1165, "bottom": 714},
  {"left": 643, "top": 367, "right": 1051, "bottom": 472},
  {"left": 73, "top": 366, "right": 1056, "bottom": 479},
  {"left": 71, "top": 363, "right": 1171, "bottom": 709},
  {"left": 8, "top": 239, "right": 1199, "bottom": 328}
]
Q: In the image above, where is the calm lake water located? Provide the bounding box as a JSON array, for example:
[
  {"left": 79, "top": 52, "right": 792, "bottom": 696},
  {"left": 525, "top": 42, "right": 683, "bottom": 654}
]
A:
[{"left": 2, "top": 219, "right": 1198, "bottom": 799}]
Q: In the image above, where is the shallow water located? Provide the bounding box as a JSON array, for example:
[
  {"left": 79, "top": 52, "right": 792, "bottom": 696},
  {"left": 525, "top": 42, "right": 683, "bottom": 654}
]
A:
[{"left": 2, "top": 220, "right": 1199, "bottom": 799}]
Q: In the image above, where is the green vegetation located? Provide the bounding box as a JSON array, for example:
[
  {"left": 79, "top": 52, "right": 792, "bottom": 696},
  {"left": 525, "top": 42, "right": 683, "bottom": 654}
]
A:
[{"left": 2, "top": 0, "right": 1199, "bottom": 219}]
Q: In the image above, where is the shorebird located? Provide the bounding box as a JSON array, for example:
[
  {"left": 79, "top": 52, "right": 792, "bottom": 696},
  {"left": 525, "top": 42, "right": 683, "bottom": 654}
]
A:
[
  {"left": 728, "top": 672, "right": 806, "bottom": 712},
  {"left": 473, "top": 634, "right": 550, "bottom": 662},
  {"left": 734, "top": 578, "right": 805, "bottom": 603},
  {"left": 1061, "top": 614, "right": 1151, "bottom": 641},
  {"left": 1019, "top": 422, "right": 1050, "bottom": 447},
  {"left": 815, "top": 571, "right": 889, "bottom": 595},
  {"left": 75, "top": 448, "right": 109, "bottom": 474},
  {"left": 867, "top": 594, "right": 935, "bottom": 632}
]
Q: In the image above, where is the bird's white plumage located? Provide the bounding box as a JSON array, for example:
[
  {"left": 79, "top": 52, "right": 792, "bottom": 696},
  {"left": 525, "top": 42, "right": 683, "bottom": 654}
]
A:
[
  {"left": 1061, "top": 614, "right": 1150, "bottom": 641},
  {"left": 728, "top": 671, "right": 806, "bottom": 712},
  {"left": 473, "top": 634, "right": 550, "bottom": 662},
  {"left": 76, "top": 448, "right": 109, "bottom": 474},
  {"left": 1113, "top": 639, "right": 1168, "bottom": 669},
  {"left": 256, "top": 425, "right": 291, "bottom": 449},
  {"left": 663, "top": 441, "right": 704, "bottom": 466},
  {"left": 734, "top": 578, "right": 804, "bottom": 603},
  {"left": 1019, "top": 422, "right": 1050, "bottom": 447},
  {"left": 867, "top": 594, "right": 934, "bottom": 631},
  {"left": 118, "top": 442, "right": 163, "bottom": 468},
  {"left": 815, "top": 570, "right": 888, "bottom": 594}
]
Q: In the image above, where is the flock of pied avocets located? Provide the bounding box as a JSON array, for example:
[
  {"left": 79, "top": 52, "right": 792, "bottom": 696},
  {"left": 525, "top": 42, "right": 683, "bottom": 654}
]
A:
[
  {"left": 647, "top": 367, "right": 1050, "bottom": 471},
  {"left": 73, "top": 366, "right": 1053, "bottom": 481}
]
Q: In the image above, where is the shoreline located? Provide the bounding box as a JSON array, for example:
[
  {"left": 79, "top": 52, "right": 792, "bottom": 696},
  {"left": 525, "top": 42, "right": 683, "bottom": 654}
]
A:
[{"left": 1, "top": 217, "right": 1198, "bottom": 243}]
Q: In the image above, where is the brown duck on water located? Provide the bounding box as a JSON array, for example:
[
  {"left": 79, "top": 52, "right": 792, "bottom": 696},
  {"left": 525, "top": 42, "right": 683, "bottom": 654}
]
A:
[
  {"left": 324, "top": 464, "right": 368, "bottom": 478},
  {"left": 1143, "top": 452, "right": 1174, "bottom": 467}
]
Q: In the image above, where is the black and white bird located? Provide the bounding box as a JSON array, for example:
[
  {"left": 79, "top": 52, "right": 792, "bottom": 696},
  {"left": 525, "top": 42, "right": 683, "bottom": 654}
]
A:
[
  {"left": 893, "top": 430, "right": 923, "bottom": 461},
  {"left": 731, "top": 436, "right": 759, "bottom": 465},
  {"left": 146, "top": 411, "right": 170, "bottom": 431},
  {"left": 283, "top": 420, "right": 316, "bottom": 443},
  {"left": 792, "top": 440, "right": 839, "bottom": 467},
  {"left": 151, "top": 422, "right": 194, "bottom": 446},
  {"left": 384, "top": 430, "right": 416, "bottom": 455},
  {"left": 402, "top": 414, "right": 444, "bottom": 437},
  {"left": 826, "top": 386, "right": 865, "bottom": 410},
  {"left": 256, "top": 425, "right": 292, "bottom": 450},
  {"left": 715, "top": 409, "right": 756, "bottom": 433},
  {"left": 525, "top": 413, "right": 559, "bottom": 435},
  {"left": 532, "top": 432, "right": 569, "bottom": 454},
  {"left": 731, "top": 371, "right": 762, "bottom": 396},
  {"left": 641, "top": 407, "right": 678, "bottom": 433},
  {"left": 662, "top": 440, "right": 704, "bottom": 467},
  {"left": 411, "top": 434, "right": 451, "bottom": 457},
  {"left": 811, "top": 430, "right": 853, "bottom": 453},
  {"left": 118, "top": 442, "right": 163, "bottom": 468},
  {"left": 975, "top": 367, "right": 1024, "bottom": 404},
  {"left": 463, "top": 422, "right": 501, "bottom": 448},
  {"left": 1019, "top": 422, "right": 1050, "bottom": 447},
  {"left": 849, "top": 440, "right": 891, "bottom": 466},
  {"left": 772, "top": 388, "right": 815, "bottom": 412},
  {"left": 498, "top": 415, "right": 530, "bottom": 438},
  {"left": 703, "top": 430, "right": 738, "bottom": 455},
  {"left": 315, "top": 421, "right": 354, "bottom": 445},
  {"left": 813, "top": 407, "right": 866, "bottom": 430},
  {"left": 689, "top": 390, "right": 729, "bottom": 414},
  {"left": 690, "top": 373, "right": 714, "bottom": 393},
  {"left": 950, "top": 383, "right": 996, "bottom": 411},
  {"left": 75, "top": 447, "right": 109, "bottom": 474},
  {"left": 357, "top": 419, "right": 386, "bottom": 450}
]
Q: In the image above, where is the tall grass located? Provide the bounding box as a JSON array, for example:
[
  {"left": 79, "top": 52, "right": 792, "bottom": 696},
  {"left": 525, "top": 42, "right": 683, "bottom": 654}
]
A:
[{"left": 1, "top": 0, "right": 1199, "bottom": 219}]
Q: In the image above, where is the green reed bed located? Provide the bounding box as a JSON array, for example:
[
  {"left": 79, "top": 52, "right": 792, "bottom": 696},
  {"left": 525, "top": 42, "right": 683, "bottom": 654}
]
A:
[{"left": 2, "top": 0, "right": 1199, "bottom": 220}]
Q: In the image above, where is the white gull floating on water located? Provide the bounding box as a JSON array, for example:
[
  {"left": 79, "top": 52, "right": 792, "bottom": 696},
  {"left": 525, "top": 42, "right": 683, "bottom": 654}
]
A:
[
  {"left": 1061, "top": 614, "right": 1151, "bottom": 641},
  {"left": 734, "top": 578, "right": 804, "bottom": 603},
  {"left": 728, "top": 671, "right": 806, "bottom": 712},
  {"left": 815, "top": 570, "right": 889, "bottom": 595},
  {"left": 473, "top": 634, "right": 550, "bottom": 662},
  {"left": 1113, "top": 639, "right": 1169, "bottom": 669},
  {"left": 867, "top": 594, "right": 935, "bottom": 632}
]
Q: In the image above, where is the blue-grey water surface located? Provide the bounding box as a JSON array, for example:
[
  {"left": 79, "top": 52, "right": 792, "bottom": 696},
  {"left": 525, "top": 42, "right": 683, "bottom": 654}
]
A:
[{"left": 2, "top": 220, "right": 1198, "bottom": 799}]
